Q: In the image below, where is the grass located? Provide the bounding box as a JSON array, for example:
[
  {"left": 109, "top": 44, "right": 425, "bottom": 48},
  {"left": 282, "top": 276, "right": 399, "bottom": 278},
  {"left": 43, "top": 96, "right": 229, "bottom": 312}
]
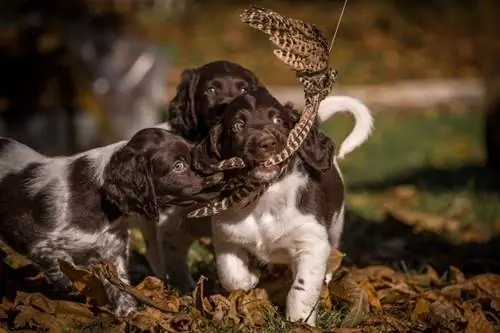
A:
[{"left": 322, "top": 108, "right": 500, "bottom": 233}]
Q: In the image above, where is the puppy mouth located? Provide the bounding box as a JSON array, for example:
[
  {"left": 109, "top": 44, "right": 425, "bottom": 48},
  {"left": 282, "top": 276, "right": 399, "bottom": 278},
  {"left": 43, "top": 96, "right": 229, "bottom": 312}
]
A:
[{"left": 251, "top": 164, "right": 281, "bottom": 182}]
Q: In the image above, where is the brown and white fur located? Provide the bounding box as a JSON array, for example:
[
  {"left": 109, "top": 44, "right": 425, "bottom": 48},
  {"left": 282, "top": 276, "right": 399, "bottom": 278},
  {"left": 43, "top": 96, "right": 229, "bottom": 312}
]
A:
[
  {"left": 189, "top": 88, "right": 372, "bottom": 325},
  {"left": 0, "top": 128, "right": 223, "bottom": 317}
]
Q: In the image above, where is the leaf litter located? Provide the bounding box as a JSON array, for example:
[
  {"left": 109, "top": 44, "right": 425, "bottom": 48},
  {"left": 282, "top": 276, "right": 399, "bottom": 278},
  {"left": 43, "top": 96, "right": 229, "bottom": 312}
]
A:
[{"left": 1, "top": 224, "right": 500, "bottom": 333}]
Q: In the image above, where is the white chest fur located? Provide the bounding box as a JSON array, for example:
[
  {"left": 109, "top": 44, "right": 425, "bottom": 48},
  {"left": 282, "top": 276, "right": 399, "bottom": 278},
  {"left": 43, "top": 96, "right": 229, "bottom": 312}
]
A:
[{"left": 212, "top": 170, "right": 328, "bottom": 264}]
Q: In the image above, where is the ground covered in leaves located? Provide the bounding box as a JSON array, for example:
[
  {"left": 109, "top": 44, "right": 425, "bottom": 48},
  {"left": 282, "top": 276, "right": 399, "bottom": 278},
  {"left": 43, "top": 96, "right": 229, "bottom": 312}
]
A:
[{"left": 1, "top": 110, "right": 500, "bottom": 332}]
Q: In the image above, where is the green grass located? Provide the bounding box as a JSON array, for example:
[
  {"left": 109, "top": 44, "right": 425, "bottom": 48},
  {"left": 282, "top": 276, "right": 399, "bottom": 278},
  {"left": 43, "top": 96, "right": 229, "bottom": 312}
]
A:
[{"left": 321, "top": 108, "right": 500, "bottom": 230}]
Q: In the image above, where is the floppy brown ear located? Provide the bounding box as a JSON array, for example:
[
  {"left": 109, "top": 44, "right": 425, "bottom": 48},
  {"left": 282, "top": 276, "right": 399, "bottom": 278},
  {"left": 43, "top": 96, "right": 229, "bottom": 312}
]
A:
[
  {"left": 102, "top": 148, "right": 159, "bottom": 221},
  {"left": 192, "top": 124, "right": 223, "bottom": 175},
  {"left": 167, "top": 68, "right": 200, "bottom": 140},
  {"left": 298, "top": 125, "right": 336, "bottom": 174}
]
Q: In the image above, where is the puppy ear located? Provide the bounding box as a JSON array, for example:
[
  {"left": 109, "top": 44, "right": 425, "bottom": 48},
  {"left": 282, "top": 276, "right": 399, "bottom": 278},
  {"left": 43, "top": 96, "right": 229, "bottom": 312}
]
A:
[
  {"left": 192, "top": 124, "right": 223, "bottom": 174},
  {"left": 167, "top": 68, "right": 200, "bottom": 139},
  {"left": 102, "top": 148, "right": 159, "bottom": 221}
]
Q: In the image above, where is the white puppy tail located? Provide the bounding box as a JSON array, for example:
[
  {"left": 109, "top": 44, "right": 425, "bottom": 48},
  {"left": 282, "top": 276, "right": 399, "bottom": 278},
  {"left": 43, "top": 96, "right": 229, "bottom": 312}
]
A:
[{"left": 317, "top": 96, "right": 374, "bottom": 159}]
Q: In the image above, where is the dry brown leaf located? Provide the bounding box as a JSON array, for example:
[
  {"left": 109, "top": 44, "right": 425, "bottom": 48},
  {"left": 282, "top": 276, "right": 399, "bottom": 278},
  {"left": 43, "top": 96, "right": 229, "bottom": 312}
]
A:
[
  {"left": 13, "top": 306, "right": 62, "bottom": 332},
  {"left": 192, "top": 276, "right": 213, "bottom": 316},
  {"left": 449, "top": 266, "right": 466, "bottom": 284},
  {"left": 359, "top": 280, "right": 382, "bottom": 312},
  {"left": 463, "top": 303, "right": 495, "bottom": 333},
  {"left": 426, "top": 265, "right": 443, "bottom": 286},
  {"left": 353, "top": 265, "right": 400, "bottom": 283},
  {"left": 470, "top": 273, "right": 500, "bottom": 302},
  {"left": 411, "top": 298, "right": 431, "bottom": 322},
  {"left": 329, "top": 272, "right": 370, "bottom": 327},
  {"left": 376, "top": 288, "right": 409, "bottom": 305},
  {"left": 425, "top": 299, "right": 466, "bottom": 331},
  {"left": 326, "top": 249, "right": 345, "bottom": 276},
  {"left": 363, "top": 315, "right": 408, "bottom": 332},
  {"left": 13, "top": 292, "right": 57, "bottom": 314},
  {"left": 128, "top": 306, "right": 172, "bottom": 332},
  {"left": 136, "top": 276, "right": 181, "bottom": 312},
  {"left": 58, "top": 259, "right": 110, "bottom": 306},
  {"left": 237, "top": 288, "right": 274, "bottom": 326},
  {"left": 319, "top": 285, "right": 332, "bottom": 311}
]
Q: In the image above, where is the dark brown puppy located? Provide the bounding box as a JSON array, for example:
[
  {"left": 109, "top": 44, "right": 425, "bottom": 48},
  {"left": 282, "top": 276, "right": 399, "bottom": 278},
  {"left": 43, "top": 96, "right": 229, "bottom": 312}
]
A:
[{"left": 167, "top": 60, "right": 264, "bottom": 142}]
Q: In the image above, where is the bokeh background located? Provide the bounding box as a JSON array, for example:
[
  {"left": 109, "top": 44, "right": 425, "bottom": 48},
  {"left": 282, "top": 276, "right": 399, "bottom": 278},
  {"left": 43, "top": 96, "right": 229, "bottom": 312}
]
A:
[{"left": 1, "top": 0, "right": 500, "bottom": 280}]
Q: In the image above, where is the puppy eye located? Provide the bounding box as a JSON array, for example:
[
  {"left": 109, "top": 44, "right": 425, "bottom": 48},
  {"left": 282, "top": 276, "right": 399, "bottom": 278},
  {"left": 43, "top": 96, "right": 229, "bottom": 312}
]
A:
[
  {"left": 233, "top": 120, "right": 245, "bottom": 132},
  {"left": 172, "top": 161, "right": 186, "bottom": 173},
  {"left": 239, "top": 87, "right": 248, "bottom": 93},
  {"left": 206, "top": 87, "right": 216, "bottom": 95},
  {"left": 272, "top": 116, "right": 283, "bottom": 125}
]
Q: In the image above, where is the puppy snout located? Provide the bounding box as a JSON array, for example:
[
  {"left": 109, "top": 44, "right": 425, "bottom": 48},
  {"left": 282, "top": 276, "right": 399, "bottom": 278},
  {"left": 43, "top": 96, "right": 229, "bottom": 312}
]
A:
[{"left": 257, "top": 136, "right": 277, "bottom": 154}]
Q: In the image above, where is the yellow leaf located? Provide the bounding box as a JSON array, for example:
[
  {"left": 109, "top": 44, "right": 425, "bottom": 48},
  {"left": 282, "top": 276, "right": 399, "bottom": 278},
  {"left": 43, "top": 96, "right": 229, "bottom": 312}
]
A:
[
  {"left": 411, "top": 298, "right": 431, "bottom": 322},
  {"left": 326, "top": 249, "right": 345, "bottom": 276},
  {"left": 359, "top": 280, "right": 382, "bottom": 312}
]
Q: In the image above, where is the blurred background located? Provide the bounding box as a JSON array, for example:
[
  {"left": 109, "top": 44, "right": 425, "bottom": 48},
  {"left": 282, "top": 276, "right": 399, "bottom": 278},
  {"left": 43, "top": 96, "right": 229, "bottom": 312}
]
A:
[{"left": 1, "top": 0, "right": 500, "bottom": 272}]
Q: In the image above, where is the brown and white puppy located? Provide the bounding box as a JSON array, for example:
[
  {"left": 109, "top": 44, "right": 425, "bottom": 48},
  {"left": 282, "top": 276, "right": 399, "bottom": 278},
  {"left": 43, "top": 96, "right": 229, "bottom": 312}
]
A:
[
  {"left": 146, "top": 60, "right": 373, "bottom": 293},
  {"left": 191, "top": 88, "right": 360, "bottom": 326},
  {"left": 0, "top": 128, "right": 222, "bottom": 317}
]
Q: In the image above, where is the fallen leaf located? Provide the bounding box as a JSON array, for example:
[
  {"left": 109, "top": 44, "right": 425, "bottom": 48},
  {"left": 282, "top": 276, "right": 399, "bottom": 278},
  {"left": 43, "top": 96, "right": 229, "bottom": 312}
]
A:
[
  {"left": 411, "top": 298, "right": 431, "bottom": 322},
  {"left": 58, "top": 259, "right": 110, "bottom": 306},
  {"left": 326, "top": 249, "right": 345, "bottom": 277},
  {"left": 329, "top": 272, "right": 370, "bottom": 327},
  {"left": 425, "top": 265, "right": 443, "bottom": 286},
  {"left": 359, "top": 280, "right": 382, "bottom": 312},
  {"left": 13, "top": 292, "right": 57, "bottom": 314},
  {"left": 136, "top": 276, "right": 181, "bottom": 312},
  {"left": 449, "top": 266, "right": 466, "bottom": 284},
  {"left": 463, "top": 302, "right": 495, "bottom": 333},
  {"left": 425, "top": 299, "right": 466, "bottom": 331}
]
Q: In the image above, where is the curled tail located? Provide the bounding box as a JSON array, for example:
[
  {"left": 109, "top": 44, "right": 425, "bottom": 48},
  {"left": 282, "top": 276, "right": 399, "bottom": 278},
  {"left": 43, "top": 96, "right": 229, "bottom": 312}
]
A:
[{"left": 317, "top": 96, "right": 374, "bottom": 159}]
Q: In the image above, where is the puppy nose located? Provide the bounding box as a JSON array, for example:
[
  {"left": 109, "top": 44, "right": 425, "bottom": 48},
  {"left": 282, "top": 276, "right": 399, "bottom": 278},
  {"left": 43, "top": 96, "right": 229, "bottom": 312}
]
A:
[{"left": 258, "top": 136, "right": 277, "bottom": 153}]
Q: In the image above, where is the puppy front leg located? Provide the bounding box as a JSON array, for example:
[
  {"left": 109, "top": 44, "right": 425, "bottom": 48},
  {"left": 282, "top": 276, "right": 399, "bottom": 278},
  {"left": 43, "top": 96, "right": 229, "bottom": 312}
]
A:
[
  {"left": 136, "top": 217, "right": 165, "bottom": 278},
  {"left": 157, "top": 214, "right": 196, "bottom": 292},
  {"left": 30, "top": 242, "right": 74, "bottom": 293},
  {"left": 212, "top": 238, "right": 260, "bottom": 292},
  {"left": 108, "top": 254, "right": 137, "bottom": 317},
  {"left": 286, "top": 234, "right": 330, "bottom": 326}
]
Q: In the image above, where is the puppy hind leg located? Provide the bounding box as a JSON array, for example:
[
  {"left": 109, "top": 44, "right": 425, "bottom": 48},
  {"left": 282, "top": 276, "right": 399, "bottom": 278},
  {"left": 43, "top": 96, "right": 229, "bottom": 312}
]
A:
[{"left": 325, "top": 204, "right": 345, "bottom": 285}]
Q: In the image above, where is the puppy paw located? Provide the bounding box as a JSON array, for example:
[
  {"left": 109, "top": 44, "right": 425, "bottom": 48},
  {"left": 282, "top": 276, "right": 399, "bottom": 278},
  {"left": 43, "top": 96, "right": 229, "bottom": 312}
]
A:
[{"left": 113, "top": 294, "right": 137, "bottom": 318}]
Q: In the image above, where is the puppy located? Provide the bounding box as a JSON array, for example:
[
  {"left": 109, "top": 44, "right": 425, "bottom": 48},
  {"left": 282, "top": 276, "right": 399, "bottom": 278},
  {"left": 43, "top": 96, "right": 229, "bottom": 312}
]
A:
[
  {"left": 144, "top": 60, "right": 373, "bottom": 292},
  {"left": 141, "top": 60, "right": 263, "bottom": 287},
  {"left": 0, "top": 128, "right": 223, "bottom": 316},
  {"left": 167, "top": 60, "right": 264, "bottom": 141},
  {"left": 191, "top": 88, "right": 373, "bottom": 326}
]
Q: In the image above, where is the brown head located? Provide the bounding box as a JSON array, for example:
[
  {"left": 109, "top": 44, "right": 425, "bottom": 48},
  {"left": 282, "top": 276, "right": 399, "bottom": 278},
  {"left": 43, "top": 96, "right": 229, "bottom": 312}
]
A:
[
  {"left": 193, "top": 87, "right": 335, "bottom": 183},
  {"left": 102, "top": 128, "right": 224, "bottom": 222},
  {"left": 167, "top": 60, "right": 264, "bottom": 142}
]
